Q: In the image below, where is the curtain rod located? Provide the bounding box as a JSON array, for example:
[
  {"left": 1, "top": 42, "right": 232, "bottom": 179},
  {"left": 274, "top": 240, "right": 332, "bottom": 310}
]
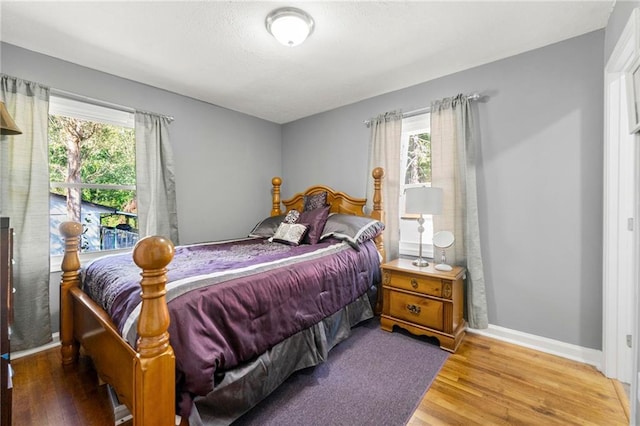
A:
[
  {"left": 363, "top": 92, "right": 481, "bottom": 127},
  {"left": 51, "top": 88, "right": 175, "bottom": 121}
]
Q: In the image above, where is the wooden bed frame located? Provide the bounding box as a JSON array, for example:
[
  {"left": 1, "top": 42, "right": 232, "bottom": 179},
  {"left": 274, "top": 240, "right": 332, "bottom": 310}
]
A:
[{"left": 59, "top": 167, "right": 385, "bottom": 426}]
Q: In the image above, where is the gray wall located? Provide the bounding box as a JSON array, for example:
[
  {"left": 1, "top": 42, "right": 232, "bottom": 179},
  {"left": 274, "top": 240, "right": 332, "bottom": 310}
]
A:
[
  {"left": 0, "top": 31, "right": 607, "bottom": 350},
  {"left": 1, "top": 43, "right": 282, "bottom": 243},
  {"left": 1, "top": 42, "right": 282, "bottom": 333},
  {"left": 283, "top": 30, "right": 605, "bottom": 350}
]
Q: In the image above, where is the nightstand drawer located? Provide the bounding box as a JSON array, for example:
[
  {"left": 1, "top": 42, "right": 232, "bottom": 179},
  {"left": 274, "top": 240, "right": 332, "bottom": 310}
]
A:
[
  {"left": 384, "top": 269, "right": 442, "bottom": 297},
  {"left": 388, "top": 290, "right": 443, "bottom": 330}
]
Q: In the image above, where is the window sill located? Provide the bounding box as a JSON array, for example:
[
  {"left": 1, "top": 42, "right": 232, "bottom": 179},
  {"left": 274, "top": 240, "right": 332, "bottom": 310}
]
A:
[
  {"left": 399, "top": 241, "right": 435, "bottom": 259},
  {"left": 50, "top": 248, "right": 132, "bottom": 273}
]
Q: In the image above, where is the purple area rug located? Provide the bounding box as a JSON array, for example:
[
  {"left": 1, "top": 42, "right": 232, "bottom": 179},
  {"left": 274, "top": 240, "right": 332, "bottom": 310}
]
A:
[{"left": 233, "top": 318, "right": 449, "bottom": 426}]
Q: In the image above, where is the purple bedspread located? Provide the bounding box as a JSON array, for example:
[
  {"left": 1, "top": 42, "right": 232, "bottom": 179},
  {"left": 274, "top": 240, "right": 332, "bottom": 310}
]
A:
[{"left": 82, "top": 237, "right": 381, "bottom": 417}]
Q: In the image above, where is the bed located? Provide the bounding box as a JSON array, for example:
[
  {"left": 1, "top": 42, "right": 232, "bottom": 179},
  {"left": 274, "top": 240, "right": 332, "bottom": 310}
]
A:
[{"left": 59, "top": 167, "right": 386, "bottom": 426}]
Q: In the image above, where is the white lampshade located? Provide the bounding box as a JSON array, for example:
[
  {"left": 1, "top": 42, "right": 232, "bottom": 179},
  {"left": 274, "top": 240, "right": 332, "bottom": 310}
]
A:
[
  {"left": 405, "top": 186, "right": 443, "bottom": 215},
  {"left": 266, "top": 7, "right": 314, "bottom": 47}
]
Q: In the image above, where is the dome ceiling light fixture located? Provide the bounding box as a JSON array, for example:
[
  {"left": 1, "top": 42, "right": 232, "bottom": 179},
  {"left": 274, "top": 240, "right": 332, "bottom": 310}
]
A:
[{"left": 265, "top": 7, "right": 314, "bottom": 47}]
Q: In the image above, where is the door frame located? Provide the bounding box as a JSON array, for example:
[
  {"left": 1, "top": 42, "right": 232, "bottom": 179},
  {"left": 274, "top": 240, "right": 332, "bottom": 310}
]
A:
[{"left": 603, "top": 7, "right": 639, "bottom": 420}]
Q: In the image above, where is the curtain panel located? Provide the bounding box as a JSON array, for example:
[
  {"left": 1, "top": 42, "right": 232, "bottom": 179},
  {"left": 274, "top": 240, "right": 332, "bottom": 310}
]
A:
[
  {"left": 367, "top": 111, "right": 402, "bottom": 262},
  {"left": 135, "top": 112, "right": 179, "bottom": 245},
  {"left": 430, "top": 94, "right": 488, "bottom": 329},
  {"left": 0, "top": 74, "right": 52, "bottom": 350}
]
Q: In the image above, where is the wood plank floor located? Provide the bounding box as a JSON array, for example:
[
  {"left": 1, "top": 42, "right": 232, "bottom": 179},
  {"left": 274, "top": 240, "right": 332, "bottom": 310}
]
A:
[
  {"left": 9, "top": 333, "right": 629, "bottom": 425},
  {"left": 408, "top": 333, "right": 629, "bottom": 425},
  {"left": 11, "top": 348, "right": 113, "bottom": 425}
]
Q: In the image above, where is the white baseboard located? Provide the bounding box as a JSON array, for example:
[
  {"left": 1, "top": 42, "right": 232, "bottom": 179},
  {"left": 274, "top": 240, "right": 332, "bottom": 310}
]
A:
[
  {"left": 11, "top": 332, "right": 61, "bottom": 360},
  {"left": 468, "top": 324, "right": 602, "bottom": 369}
]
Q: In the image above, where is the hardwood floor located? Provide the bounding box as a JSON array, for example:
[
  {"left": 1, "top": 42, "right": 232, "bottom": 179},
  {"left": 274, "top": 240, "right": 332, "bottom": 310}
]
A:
[
  {"left": 10, "top": 333, "right": 629, "bottom": 425},
  {"left": 11, "top": 349, "right": 113, "bottom": 426},
  {"left": 408, "top": 333, "right": 629, "bottom": 425}
]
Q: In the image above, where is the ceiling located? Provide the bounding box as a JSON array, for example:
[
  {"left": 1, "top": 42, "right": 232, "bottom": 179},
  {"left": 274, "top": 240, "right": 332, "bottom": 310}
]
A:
[{"left": 1, "top": 1, "right": 613, "bottom": 124}]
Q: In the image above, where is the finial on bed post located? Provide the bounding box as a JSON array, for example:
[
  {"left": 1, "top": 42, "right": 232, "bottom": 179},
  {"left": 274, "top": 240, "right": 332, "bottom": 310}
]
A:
[
  {"left": 371, "top": 167, "right": 386, "bottom": 261},
  {"left": 132, "top": 235, "right": 176, "bottom": 425},
  {"left": 59, "top": 221, "right": 83, "bottom": 365},
  {"left": 133, "top": 235, "right": 174, "bottom": 357},
  {"left": 272, "top": 176, "right": 282, "bottom": 216}
]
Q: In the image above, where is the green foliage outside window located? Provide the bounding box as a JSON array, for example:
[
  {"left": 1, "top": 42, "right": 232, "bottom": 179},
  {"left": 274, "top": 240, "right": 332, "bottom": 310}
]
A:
[
  {"left": 405, "top": 132, "right": 431, "bottom": 184},
  {"left": 48, "top": 115, "right": 136, "bottom": 211}
]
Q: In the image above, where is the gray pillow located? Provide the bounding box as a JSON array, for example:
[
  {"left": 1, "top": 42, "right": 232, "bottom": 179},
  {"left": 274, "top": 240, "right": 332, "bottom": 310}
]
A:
[
  {"left": 248, "top": 214, "right": 285, "bottom": 238},
  {"left": 320, "top": 214, "right": 385, "bottom": 249}
]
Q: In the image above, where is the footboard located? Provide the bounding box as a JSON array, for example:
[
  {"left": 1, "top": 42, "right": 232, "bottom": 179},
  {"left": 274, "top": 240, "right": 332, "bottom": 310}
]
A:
[{"left": 60, "top": 222, "right": 176, "bottom": 426}]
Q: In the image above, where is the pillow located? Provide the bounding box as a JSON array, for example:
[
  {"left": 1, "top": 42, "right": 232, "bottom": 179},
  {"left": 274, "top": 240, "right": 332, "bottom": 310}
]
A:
[
  {"left": 271, "top": 222, "right": 309, "bottom": 246},
  {"left": 320, "top": 214, "right": 385, "bottom": 249},
  {"left": 303, "top": 191, "right": 328, "bottom": 211},
  {"left": 299, "top": 205, "right": 330, "bottom": 245},
  {"left": 248, "top": 214, "right": 285, "bottom": 238},
  {"left": 284, "top": 209, "right": 300, "bottom": 224}
]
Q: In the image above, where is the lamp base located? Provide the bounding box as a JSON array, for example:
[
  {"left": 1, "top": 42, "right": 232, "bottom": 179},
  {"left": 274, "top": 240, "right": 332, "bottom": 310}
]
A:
[
  {"left": 435, "top": 263, "right": 453, "bottom": 272},
  {"left": 412, "top": 258, "right": 429, "bottom": 267}
]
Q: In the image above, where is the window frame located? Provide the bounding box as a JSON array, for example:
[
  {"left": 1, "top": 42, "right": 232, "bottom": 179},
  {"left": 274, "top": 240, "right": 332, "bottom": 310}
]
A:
[
  {"left": 48, "top": 94, "right": 137, "bottom": 271},
  {"left": 398, "top": 112, "right": 435, "bottom": 258}
]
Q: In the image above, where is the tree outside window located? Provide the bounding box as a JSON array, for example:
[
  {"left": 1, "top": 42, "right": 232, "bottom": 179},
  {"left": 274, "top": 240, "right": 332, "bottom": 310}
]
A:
[
  {"left": 48, "top": 97, "right": 137, "bottom": 255},
  {"left": 404, "top": 132, "right": 431, "bottom": 185}
]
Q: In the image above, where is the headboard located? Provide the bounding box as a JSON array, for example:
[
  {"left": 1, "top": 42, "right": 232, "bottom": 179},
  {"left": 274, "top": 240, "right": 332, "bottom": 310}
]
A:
[{"left": 270, "top": 167, "right": 385, "bottom": 260}]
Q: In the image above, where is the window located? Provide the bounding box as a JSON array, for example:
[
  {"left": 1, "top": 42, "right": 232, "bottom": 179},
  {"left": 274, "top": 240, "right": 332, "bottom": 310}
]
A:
[
  {"left": 399, "top": 113, "right": 434, "bottom": 257},
  {"left": 49, "top": 95, "right": 137, "bottom": 257}
]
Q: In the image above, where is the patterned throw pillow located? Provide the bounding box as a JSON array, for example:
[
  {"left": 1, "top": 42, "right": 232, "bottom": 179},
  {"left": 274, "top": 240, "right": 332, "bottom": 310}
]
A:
[
  {"left": 284, "top": 209, "right": 301, "bottom": 224},
  {"left": 303, "top": 191, "right": 328, "bottom": 211},
  {"left": 271, "top": 222, "right": 309, "bottom": 246}
]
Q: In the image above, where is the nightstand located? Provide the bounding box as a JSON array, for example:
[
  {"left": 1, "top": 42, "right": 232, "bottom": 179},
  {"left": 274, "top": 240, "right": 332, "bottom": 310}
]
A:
[{"left": 380, "top": 258, "right": 466, "bottom": 352}]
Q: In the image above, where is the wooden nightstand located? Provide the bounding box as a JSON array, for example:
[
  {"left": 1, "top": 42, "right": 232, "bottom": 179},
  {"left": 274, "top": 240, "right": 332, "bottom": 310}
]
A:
[{"left": 380, "top": 258, "right": 466, "bottom": 352}]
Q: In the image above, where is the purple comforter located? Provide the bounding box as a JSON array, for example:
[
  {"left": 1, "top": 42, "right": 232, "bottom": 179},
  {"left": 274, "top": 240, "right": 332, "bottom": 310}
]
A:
[{"left": 82, "top": 237, "right": 381, "bottom": 417}]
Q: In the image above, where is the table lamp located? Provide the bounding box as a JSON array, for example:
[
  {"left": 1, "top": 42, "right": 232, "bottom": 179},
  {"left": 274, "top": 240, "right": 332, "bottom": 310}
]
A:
[
  {"left": 405, "top": 186, "right": 443, "bottom": 267},
  {"left": 0, "top": 102, "right": 22, "bottom": 135}
]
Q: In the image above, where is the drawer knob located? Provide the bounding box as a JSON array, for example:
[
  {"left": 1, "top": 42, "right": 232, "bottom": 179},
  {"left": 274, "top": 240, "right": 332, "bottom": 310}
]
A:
[
  {"left": 406, "top": 304, "right": 421, "bottom": 315},
  {"left": 410, "top": 278, "right": 418, "bottom": 289}
]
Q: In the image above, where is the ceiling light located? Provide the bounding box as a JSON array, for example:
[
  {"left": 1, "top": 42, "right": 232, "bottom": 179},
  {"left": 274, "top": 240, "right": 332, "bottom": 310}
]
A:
[{"left": 266, "top": 7, "right": 314, "bottom": 47}]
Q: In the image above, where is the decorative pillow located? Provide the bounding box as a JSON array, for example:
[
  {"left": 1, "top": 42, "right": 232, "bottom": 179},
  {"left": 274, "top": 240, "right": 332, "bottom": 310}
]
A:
[
  {"left": 299, "top": 205, "right": 330, "bottom": 245},
  {"left": 303, "top": 191, "right": 328, "bottom": 211},
  {"left": 284, "top": 209, "right": 300, "bottom": 224},
  {"left": 320, "top": 214, "right": 385, "bottom": 249},
  {"left": 271, "top": 222, "right": 309, "bottom": 246},
  {"left": 248, "top": 214, "right": 285, "bottom": 238}
]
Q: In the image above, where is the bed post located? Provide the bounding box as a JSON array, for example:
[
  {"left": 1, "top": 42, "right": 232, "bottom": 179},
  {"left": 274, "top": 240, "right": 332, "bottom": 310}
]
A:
[
  {"left": 59, "top": 221, "right": 83, "bottom": 365},
  {"left": 370, "top": 167, "right": 386, "bottom": 316},
  {"left": 132, "top": 236, "right": 176, "bottom": 426},
  {"left": 271, "top": 176, "right": 282, "bottom": 216},
  {"left": 370, "top": 167, "right": 385, "bottom": 262}
]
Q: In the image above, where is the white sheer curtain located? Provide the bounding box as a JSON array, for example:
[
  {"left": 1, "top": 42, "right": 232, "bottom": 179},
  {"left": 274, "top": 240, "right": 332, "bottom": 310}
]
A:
[
  {"left": 367, "top": 111, "right": 402, "bottom": 262},
  {"left": 135, "top": 112, "right": 179, "bottom": 244},
  {"left": 1, "top": 75, "right": 52, "bottom": 350},
  {"left": 431, "top": 94, "right": 488, "bottom": 329}
]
